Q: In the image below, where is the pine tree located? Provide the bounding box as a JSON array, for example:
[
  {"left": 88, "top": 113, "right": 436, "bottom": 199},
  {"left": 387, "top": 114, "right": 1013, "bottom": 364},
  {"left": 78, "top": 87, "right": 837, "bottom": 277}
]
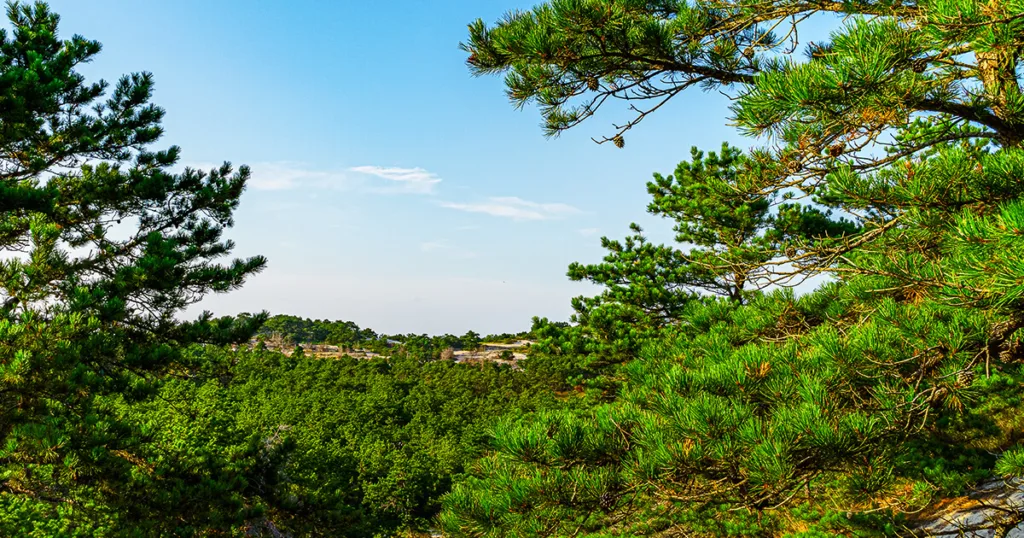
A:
[
  {"left": 444, "top": 0, "right": 1024, "bottom": 535},
  {"left": 0, "top": 2, "right": 266, "bottom": 532},
  {"left": 552, "top": 143, "right": 854, "bottom": 390},
  {"left": 461, "top": 0, "right": 1022, "bottom": 150},
  {"left": 462, "top": 0, "right": 1024, "bottom": 288},
  {"left": 568, "top": 142, "right": 855, "bottom": 330}
]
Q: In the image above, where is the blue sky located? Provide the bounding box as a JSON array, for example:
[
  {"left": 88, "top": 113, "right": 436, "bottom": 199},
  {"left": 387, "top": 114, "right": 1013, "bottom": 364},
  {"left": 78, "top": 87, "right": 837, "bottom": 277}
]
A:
[{"left": 48, "top": 1, "right": 813, "bottom": 335}]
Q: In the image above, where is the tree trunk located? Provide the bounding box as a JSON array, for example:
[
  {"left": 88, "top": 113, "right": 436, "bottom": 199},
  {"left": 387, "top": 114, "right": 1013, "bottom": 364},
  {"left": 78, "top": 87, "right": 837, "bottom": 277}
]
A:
[{"left": 977, "top": 0, "right": 1023, "bottom": 146}]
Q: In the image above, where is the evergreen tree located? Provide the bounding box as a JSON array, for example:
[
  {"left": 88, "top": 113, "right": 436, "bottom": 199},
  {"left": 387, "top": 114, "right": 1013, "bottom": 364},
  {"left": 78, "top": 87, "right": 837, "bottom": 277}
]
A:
[
  {"left": 567, "top": 142, "right": 854, "bottom": 346},
  {"left": 461, "top": 330, "right": 482, "bottom": 350},
  {"left": 462, "top": 0, "right": 1024, "bottom": 290},
  {"left": 444, "top": 0, "right": 1024, "bottom": 535},
  {"left": 461, "top": 0, "right": 1022, "bottom": 151},
  {"left": 0, "top": 2, "right": 265, "bottom": 532}
]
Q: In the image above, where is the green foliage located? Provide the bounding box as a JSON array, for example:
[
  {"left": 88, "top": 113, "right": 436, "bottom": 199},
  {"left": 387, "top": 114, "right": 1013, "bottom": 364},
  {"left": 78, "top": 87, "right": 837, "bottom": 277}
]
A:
[
  {"left": 996, "top": 447, "right": 1024, "bottom": 478},
  {"left": 568, "top": 143, "right": 854, "bottom": 345},
  {"left": 481, "top": 330, "right": 533, "bottom": 344},
  {"left": 462, "top": 0, "right": 1023, "bottom": 153},
  {"left": 258, "top": 314, "right": 381, "bottom": 348},
  {"left": 6, "top": 0, "right": 1024, "bottom": 535},
  {"left": 256, "top": 315, "right": 523, "bottom": 358},
  {"left": 438, "top": 408, "right": 635, "bottom": 537},
  {"left": 0, "top": 2, "right": 265, "bottom": 533},
  {"left": 460, "top": 330, "right": 483, "bottom": 351},
  {"left": 445, "top": 0, "right": 1024, "bottom": 534},
  {"left": 119, "top": 345, "right": 560, "bottom": 537},
  {"left": 443, "top": 274, "right": 1024, "bottom": 535}
]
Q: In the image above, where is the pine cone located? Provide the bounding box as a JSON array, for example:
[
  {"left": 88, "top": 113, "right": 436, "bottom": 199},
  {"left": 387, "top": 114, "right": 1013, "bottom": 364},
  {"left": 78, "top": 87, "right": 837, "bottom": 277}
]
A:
[
  {"left": 956, "top": 368, "right": 975, "bottom": 388},
  {"left": 586, "top": 76, "right": 599, "bottom": 91},
  {"left": 613, "top": 135, "right": 625, "bottom": 148},
  {"left": 599, "top": 491, "right": 619, "bottom": 510},
  {"left": 1002, "top": 338, "right": 1024, "bottom": 363}
]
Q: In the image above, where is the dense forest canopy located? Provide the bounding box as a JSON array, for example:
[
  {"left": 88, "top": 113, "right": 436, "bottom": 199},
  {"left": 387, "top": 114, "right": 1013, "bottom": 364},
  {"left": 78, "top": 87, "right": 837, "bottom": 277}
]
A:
[{"left": 2, "top": 0, "right": 1024, "bottom": 536}]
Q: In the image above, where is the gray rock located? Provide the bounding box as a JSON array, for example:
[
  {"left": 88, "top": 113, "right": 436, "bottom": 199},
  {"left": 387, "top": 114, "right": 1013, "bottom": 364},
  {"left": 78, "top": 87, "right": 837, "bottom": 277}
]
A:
[{"left": 912, "top": 479, "right": 1024, "bottom": 537}]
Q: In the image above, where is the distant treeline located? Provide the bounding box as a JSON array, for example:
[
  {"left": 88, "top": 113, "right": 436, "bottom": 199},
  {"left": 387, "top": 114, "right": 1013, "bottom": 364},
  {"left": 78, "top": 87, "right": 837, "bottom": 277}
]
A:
[{"left": 255, "top": 314, "right": 533, "bottom": 354}]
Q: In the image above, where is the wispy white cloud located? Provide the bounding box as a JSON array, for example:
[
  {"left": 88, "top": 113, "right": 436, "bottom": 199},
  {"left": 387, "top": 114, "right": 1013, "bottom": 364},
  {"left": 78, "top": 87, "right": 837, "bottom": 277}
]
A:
[
  {"left": 578, "top": 228, "right": 600, "bottom": 237},
  {"left": 182, "top": 161, "right": 442, "bottom": 195},
  {"left": 420, "top": 241, "right": 448, "bottom": 252},
  {"left": 350, "top": 165, "right": 441, "bottom": 194},
  {"left": 419, "top": 240, "right": 477, "bottom": 259},
  {"left": 440, "top": 196, "right": 581, "bottom": 221},
  {"left": 246, "top": 162, "right": 353, "bottom": 191}
]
